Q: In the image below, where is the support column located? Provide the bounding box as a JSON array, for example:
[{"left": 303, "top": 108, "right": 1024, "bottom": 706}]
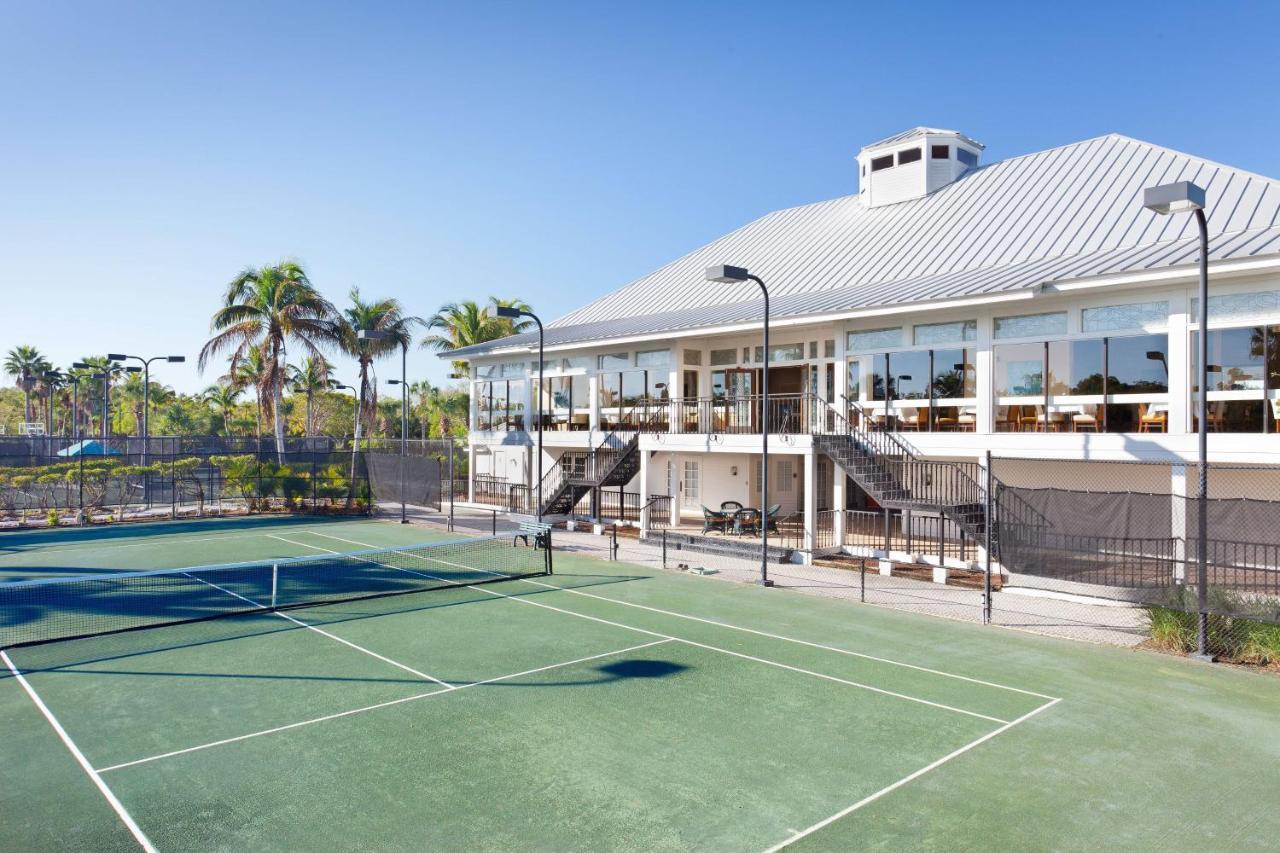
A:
[
  {"left": 1171, "top": 463, "right": 1188, "bottom": 581},
  {"left": 467, "top": 445, "right": 476, "bottom": 503},
  {"left": 588, "top": 374, "right": 601, "bottom": 432},
  {"left": 803, "top": 450, "right": 817, "bottom": 561},
  {"left": 832, "top": 466, "right": 846, "bottom": 548},
  {"left": 639, "top": 445, "right": 650, "bottom": 536},
  {"left": 975, "top": 315, "right": 995, "bottom": 434},
  {"left": 1167, "top": 292, "right": 1190, "bottom": 435}
]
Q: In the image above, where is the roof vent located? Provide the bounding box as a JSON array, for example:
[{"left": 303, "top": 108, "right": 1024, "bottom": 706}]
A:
[{"left": 856, "top": 128, "right": 984, "bottom": 208}]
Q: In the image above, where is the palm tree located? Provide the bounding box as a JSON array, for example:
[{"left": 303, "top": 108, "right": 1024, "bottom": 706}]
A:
[
  {"left": 201, "top": 383, "right": 242, "bottom": 436},
  {"left": 71, "top": 356, "right": 126, "bottom": 438},
  {"left": 335, "top": 287, "right": 422, "bottom": 449},
  {"left": 288, "top": 356, "right": 332, "bottom": 437},
  {"left": 489, "top": 296, "right": 535, "bottom": 336},
  {"left": 198, "top": 261, "right": 337, "bottom": 460},
  {"left": 4, "top": 345, "right": 51, "bottom": 426},
  {"left": 226, "top": 345, "right": 270, "bottom": 440},
  {"left": 421, "top": 299, "right": 531, "bottom": 374}
]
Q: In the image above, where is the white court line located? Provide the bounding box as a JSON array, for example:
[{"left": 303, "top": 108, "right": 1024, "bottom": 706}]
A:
[
  {"left": 292, "top": 534, "right": 1010, "bottom": 725},
  {"left": 181, "top": 558, "right": 452, "bottom": 690},
  {"left": 3, "top": 650, "right": 158, "bottom": 852},
  {"left": 307, "top": 530, "right": 1054, "bottom": 701},
  {"left": 761, "top": 697, "right": 1062, "bottom": 852},
  {"left": 97, "top": 639, "right": 670, "bottom": 773}
]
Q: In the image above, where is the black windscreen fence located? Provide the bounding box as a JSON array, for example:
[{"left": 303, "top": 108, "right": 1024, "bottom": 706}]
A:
[
  {"left": 365, "top": 452, "right": 442, "bottom": 509},
  {"left": 998, "top": 485, "right": 1280, "bottom": 621}
]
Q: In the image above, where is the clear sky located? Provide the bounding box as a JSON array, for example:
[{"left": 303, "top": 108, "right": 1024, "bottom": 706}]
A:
[{"left": 2, "top": 0, "right": 1277, "bottom": 393}]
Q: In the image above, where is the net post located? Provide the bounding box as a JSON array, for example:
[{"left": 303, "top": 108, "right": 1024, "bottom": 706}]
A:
[
  {"left": 270, "top": 563, "right": 279, "bottom": 610},
  {"left": 545, "top": 525, "right": 554, "bottom": 575}
]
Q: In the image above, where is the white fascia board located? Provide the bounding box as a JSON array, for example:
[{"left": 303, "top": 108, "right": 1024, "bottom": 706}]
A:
[{"left": 1039, "top": 255, "right": 1280, "bottom": 294}]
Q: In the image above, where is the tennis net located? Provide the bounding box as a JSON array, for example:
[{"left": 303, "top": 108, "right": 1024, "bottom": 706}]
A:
[{"left": 0, "top": 534, "right": 550, "bottom": 650}]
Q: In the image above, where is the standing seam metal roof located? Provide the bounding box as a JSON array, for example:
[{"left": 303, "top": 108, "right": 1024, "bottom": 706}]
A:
[{"left": 445, "top": 133, "right": 1280, "bottom": 359}]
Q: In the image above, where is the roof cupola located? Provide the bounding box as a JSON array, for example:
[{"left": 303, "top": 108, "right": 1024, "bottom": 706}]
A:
[{"left": 857, "top": 127, "right": 984, "bottom": 208}]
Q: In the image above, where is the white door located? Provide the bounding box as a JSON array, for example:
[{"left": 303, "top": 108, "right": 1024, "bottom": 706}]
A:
[{"left": 680, "top": 460, "right": 700, "bottom": 511}]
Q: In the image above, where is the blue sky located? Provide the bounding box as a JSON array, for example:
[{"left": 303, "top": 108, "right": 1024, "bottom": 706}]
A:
[{"left": 2, "top": 1, "right": 1277, "bottom": 393}]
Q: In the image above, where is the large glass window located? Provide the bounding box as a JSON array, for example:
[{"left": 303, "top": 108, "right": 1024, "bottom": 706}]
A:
[
  {"left": 1190, "top": 325, "right": 1277, "bottom": 433},
  {"left": 994, "top": 311, "right": 1067, "bottom": 340},
  {"left": 635, "top": 349, "right": 670, "bottom": 368},
  {"left": 538, "top": 375, "right": 590, "bottom": 431},
  {"left": 475, "top": 380, "right": 524, "bottom": 432},
  {"left": 932, "top": 348, "right": 975, "bottom": 399},
  {"left": 848, "top": 327, "right": 903, "bottom": 352},
  {"left": 1081, "top": 301, "right": 1168, "bottom": 333},
  {"left": 598, "top": 353, "right": 629, "bottom": 370},
  {"left": 914, "top": 319, "right": 976, "bottom": 346},
  {"left": 1048, "top": 339, "right": 1104, "bottom": 396},
  {"left": 888, "top": 351, "right": 930, "bottom": 400},
  {"left": 1191, "top": 290, "right": 1280, "bottom": 322},
  {"left": 995, "top": 334, "right": 1170, "bottom": 432}
]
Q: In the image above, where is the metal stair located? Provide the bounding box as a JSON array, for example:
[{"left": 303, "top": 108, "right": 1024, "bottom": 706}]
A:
[{"left": 536, "top": 432, "right": 640, "bottom": 518}]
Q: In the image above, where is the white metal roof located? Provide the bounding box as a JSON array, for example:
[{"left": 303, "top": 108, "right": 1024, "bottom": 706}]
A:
[{"left": 447, "top": 134, "right": 1280, "bottom": 359}]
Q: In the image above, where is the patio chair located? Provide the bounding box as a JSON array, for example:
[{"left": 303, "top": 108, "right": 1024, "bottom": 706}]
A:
[
  {"left": 897, "top": 408, "right": 924, "bottom": 431},
  {"left": 956, "top": 406, "right": 977, "bottom": 431},
  {"left": 720, "top": 500, "right": 743, "bottom": 514},
  {"left": 732, "top": 508, "right": 761, "bottom": 537},
  {"left": 764, "top": 503, "right": 781, "bottom": 534},
  {"left": 701, "top": 505, "right": 731, "bottom": 534}
]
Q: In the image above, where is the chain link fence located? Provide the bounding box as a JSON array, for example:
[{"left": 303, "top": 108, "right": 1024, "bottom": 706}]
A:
[{"left": 0, "top": 439, "right": 371, "bottom": 527}]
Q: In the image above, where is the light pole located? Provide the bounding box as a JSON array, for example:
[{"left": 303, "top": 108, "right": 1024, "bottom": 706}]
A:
[
  {"left": 358, "top": 330, "right": 409, "bottom": 524},
  {"left": 1143, "top": 180, "right": 1212, "bottom": 661},
  {"left": 705, "top": 265, "right": 773, "bottom": 586},
  {"left": 495, "top": 305, "right": 544, "bottom": 521},
  {"left": 107, "top": 354, "right": 185, "bottom": 454}
]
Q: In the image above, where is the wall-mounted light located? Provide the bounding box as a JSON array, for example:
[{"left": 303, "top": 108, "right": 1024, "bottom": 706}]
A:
[{"left": 731, "top": 465, "right": 738, "bottom": 477}]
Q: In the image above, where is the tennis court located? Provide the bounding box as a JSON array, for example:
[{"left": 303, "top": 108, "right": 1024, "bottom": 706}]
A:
[{"left": 3, "top": 516, "right": 1279, "bottom": 851}]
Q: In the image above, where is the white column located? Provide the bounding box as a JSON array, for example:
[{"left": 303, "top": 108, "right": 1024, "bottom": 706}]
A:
[
  {"left": 1171, "top": 463, "right": 1188, "bottom": 581},
  {"left": 588, "top": 374, "right": 601, "bottom": 432},
  {"left": 1167, "top": 292, "right": 1190, "bottom": 435},
  {"left": 832, "top": 461, "right": 846, "bottom": 547},
  {"left": 468, "top": 381, "right": 479, "bottom": 433},
  {"left": 639, "top": 446, "right": 650, "bottom": 536},
  {"left": 975, "top": 315, "right": 995, "bottom": 434},
  {"left": 467, "top": 445, "right": 476, "bottom": 503},
  {"left": 833, "top": 328, "right": 848, "bottom": 403},
  {"left": 803, "top": 450, "right": 817, "bottom": 560},
  {"left": 670, "top": 452, "right": 680, "bottom": 526}
]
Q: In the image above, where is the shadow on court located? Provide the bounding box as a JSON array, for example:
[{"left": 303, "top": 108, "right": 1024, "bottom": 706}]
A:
[{"left": 1, "top": 571, "right": 651, "bottom": 675}]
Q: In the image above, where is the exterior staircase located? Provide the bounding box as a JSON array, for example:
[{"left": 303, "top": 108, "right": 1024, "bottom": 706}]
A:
[
  {"left": 809, "top": 397, "right": 994, "bottom": 552},
  {"left": 536, "top": 432, "right": 640, "bottom": 518}
]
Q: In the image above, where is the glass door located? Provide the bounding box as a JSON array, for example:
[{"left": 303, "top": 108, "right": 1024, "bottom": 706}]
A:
[{"left": 679, "top": 460, "right": 700, "bottom": 512}]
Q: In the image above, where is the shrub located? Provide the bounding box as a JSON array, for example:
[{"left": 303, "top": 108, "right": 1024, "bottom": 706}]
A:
[
  {"left": 46, "top": 509, "right": 59, "bottom": 527},
  {"left": 1144, "top": 585, "right": 1280, "bottom": 666}
]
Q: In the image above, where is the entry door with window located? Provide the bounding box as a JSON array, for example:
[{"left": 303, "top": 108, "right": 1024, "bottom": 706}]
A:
[{"left": 679, "top": 460, "right": 700, "bottom": 512}]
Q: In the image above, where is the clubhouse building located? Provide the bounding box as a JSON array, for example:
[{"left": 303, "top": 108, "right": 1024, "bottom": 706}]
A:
[{"left": 441, "top": 128, "right": 1280, "bottom": 564}]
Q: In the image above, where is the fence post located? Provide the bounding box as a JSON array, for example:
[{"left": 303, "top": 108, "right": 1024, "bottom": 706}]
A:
[
  {"left": 983, "top": 449, "right": 993, "bottom": 625},
  {"left": 491, "top": 509, "right": 497, "bottom": 536},
  {"left": 170, "top": 455, "right": 177, "bottom": 519},
  {"left": 860, "top": 556, "right": 866, "bottom": 603},
  {"left": 883, "top": 507, "right": 891, "bottom": 556},
  {"left": 610, "top": 524, "right": 618, "bottom": 561},
  {"left": 661, "top": 529, "right": 667, "bottom": 569},
  {"left": 937, "top": 501, "right": 945, "bottom": 565}
]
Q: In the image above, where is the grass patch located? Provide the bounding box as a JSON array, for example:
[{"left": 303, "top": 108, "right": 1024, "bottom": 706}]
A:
[{"left": 1144, "top": 586, "right": 1280, "bottom": 667}]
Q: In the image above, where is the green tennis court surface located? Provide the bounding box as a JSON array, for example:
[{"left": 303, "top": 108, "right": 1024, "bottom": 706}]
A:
[{"left": 2, "top": 518, "right": 1279, "bottom": 851}]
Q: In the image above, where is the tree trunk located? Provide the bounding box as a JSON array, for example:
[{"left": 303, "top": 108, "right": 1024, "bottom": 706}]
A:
[{"left": 272, "top": 348, "right": 286, "bottom": 464}]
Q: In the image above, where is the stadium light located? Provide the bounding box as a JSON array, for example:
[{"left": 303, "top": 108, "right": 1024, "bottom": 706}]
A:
[
  {"left": 705, "top": 265, "right": 773, "bottom": 586},
  {"left": 494, "top": 304, "right": 545, "bottom": 521},
  {"left": 1142, "top": 179, "right": 1212, "bottom": 660}
]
